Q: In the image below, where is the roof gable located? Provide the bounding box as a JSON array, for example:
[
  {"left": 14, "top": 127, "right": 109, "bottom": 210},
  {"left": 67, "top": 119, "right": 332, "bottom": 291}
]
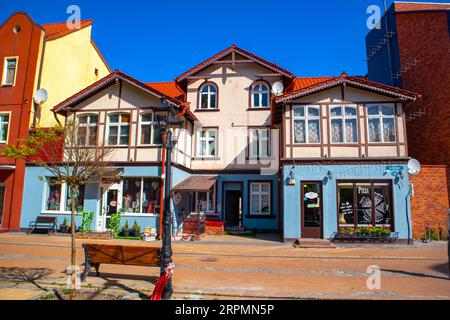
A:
[
  {"left": 53, "top": 71, "right": 182, "bottom": 113},
  {"left": 41, "top": 20, "right": 93, "bottom": 40},
  {"left": 276, "top": 74, "right": 420, "bottom": 103},
  {"left": 176, "top": 45, "right": 295, "bottom": 81}
]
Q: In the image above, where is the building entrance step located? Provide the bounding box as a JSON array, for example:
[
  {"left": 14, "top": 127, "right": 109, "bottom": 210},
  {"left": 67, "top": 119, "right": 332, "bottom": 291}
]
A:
[{"left": 294, "top": 238, "right": 335, "bottom": 248}]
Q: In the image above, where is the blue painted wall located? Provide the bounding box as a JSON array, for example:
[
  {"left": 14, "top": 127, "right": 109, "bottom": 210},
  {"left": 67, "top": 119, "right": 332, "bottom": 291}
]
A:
[
  {"left": 282, "top": 164, "right": 412, "bottom": 240},
  {"left": 20, "top": 165, "right": 188, "bottom": 232},
  {"left": 216, "top": 174, "right": 279, "bottom": 231}
]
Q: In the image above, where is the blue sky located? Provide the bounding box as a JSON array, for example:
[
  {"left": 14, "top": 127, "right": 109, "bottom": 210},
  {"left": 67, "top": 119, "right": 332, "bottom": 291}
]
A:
[{"left": 1, "top": 0, "right": 447, "bottom": 81}]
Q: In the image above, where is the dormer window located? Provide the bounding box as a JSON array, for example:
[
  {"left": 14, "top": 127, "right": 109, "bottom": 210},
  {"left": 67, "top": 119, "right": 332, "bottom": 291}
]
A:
[
  {"left": 251, "top": 82, "right": 270, "bottom": 108},
  {"left": 199, "top": 83, "right": 218, "bottom": 109}
]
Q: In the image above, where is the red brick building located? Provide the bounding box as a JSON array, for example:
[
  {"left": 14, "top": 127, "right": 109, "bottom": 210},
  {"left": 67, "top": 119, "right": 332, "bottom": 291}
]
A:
[{"left": 366, "top": 2, "right": 450, "bottom": 238}]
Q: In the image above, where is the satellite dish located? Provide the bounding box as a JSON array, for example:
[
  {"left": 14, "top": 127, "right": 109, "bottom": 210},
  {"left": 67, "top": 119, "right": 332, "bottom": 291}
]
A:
[
  {"left": 408, "top": 158, "right": 421, "bottom": 175},
  {"left": 33, "top": 88, "right": 48, "bottom": 105},
  {"left": 272, "top": 81, "right": 284, "bottom": 96}
]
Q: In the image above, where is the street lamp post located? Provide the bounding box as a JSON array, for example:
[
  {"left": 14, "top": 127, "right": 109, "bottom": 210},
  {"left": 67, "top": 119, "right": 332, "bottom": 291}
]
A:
[
  {"left": 157, "top": 102, "right": 183, "bottom": 300},
  {"left": 161, "top": 126, "right": 174, "bottom": 300}
]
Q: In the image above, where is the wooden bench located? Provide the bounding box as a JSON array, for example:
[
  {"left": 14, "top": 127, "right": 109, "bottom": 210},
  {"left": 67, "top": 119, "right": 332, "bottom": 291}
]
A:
[
  {"left": 81, "top": 244, "right": 161, "bottom": 282},
  {"left": 26, "top": 216, "right": 57, "bottom": 235}
]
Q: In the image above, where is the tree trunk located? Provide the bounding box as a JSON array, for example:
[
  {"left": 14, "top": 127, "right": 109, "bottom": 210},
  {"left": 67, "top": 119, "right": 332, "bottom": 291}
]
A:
[{"left": 70, "top": 185, "right": 78, "bottom": 300}]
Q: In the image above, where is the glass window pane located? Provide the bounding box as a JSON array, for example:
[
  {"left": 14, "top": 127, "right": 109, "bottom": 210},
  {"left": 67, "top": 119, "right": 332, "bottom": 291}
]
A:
[
  {"left": 261, "top": 195, "right": 270, "bottom": 213},
  {"left": 65, "top": 185, "right": 85, "bottom": 212},
  {"left": 108, "top": 126, "right": 118, "bottom": 145},
  {"left": 383, "top": 118, "right": 396, "bottom": 142},
  {"left": 368, "top": 118, "right": 381, "bottom": 142},
  {"left": 200, "top": 94, "right": 208, "bottom": 109},
  {"left": 88, "top": 127, "right": 97, "bottom": 146},
  {"left": 308, "top": 120, "right": 320, "bottom": 143},
  {"left": 308, "top": 107, "right": 320, "bottom": 117},
  {"left": 123, "top": 178, "right": 141, "bottom": 213},
  {"left": 331, "top": 107, "right": 342, "bottom": 117},
  {"left": 120, "top": 126, "right": 129, "bottom": 145},
  {"left": 294, "top": 120, "right": 306, "bottom": 143},
  {"left": 293, "top": 106, "right": 305, "bottom": 117},
  {"left": 262, "top": 93, "right": 269, "bottom": 107},
  {"left": 141, "top": 114, "right": 153, "bottom": 122},
  {"left": 382, "top": 106, "right": 395, "bottom": 116},
  {"left": 251, "top": 195, "right": 260, "bottom": 213},
  {"left": 338, "top": 185, "right": 354, "bottom": 225},
  {"left": 373, "top": 184, "right": 391, "bottom": 225},
  {"left": 345, "top": 119, "right": 358, "bottom": 143},
  {"left": 208, "top": 140, "right": 215, "bottom": 156},
  {"left": 368, "top": 106, "right": 379, "bottom": 115},
  {"left": 89, "top": 116, "right": 98, "bottom": 124},
  {"left": 253, "top": 93, "right": 260, "bottom": 107},
  {"left": 121, "top": 114, "right": 130, "bottom": 123},
  {"left": 109, "top": 115, "right": 119, "bottom": 123},
  {"left": 78, "top": 127, "right": 87, "bottom": 146},
  {"left": 345, "top": 107, "right": 357, "bottom": 116},
  {"left": 142, "top": 179, "right": 161, "bottom": 214},
  {"left": 78, "top": 116, "right": 88, "bottom": 124},
  {"left": 209, "top": 86, "right": 216, "bottom": 93},
  {"left": 261, "top": 183, "right": 270, "bottom": 193},
  {"left": 152, "top": 126, "right": 163, "bottom": 145},
  {"left": 331, "top": 119, "right": 343, "bottom": 143},
  {"left": 209, "top": 93, "right": 216, "bottom": 109},
  {"left": 357, "top": 184, "right": 372, "bottom": 225},
  {"left": 46, "top": 178, "right": 62, "bottom": 211},
  {"left": 251, "top": 184, "right": 260, "bottom": 192},
  {"left": 141, "top": 124, "right": 151, "bottom": 145}
]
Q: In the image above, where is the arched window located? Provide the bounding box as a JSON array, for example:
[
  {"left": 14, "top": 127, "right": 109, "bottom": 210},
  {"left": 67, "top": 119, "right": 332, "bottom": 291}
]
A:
[
  {"left": 251, "top": 82, "right": 270, "bottom": 108},
  {"left": 330, "top": 105, "right": 358, "bottom": 144},
  {"left": 367, "top": 104, "right": 396, "bottom": 143},
  {"left": 107, "top": 113, "right": 130, "bottom": 146},
  {"left": 77, "top": 114, "right": 98, "bottom": 146},
  {"left": 199, "top": 83, "right": 218, "bottom": 109},
  {"left": 140, "top": 112, "right": 166, "bottom": 145}
]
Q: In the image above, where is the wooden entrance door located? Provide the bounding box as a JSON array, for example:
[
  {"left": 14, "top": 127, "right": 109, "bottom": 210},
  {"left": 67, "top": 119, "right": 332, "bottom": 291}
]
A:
[{"left": 301, "top": 182, "right": 323, "bottom": 239}]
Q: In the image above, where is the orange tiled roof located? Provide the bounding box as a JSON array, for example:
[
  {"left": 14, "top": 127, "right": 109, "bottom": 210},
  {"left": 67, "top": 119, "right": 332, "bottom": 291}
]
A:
[
  {"left": 289, "top": 77, "right": 335, "bottom": 92},
  {"left": 41, "top": 20, "right": 93, "bottom": 40},
  {"left": 146, "top": 82, "right": 185, "bottom": 100}
]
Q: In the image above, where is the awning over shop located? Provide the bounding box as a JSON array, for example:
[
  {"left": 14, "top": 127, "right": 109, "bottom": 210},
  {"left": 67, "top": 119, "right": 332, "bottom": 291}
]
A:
[
  {"left": 172, "top": 176, "right": 217, "bottom": 192},
  {"left": 102, "top": 168, "right": 124, "bottom": 177}
]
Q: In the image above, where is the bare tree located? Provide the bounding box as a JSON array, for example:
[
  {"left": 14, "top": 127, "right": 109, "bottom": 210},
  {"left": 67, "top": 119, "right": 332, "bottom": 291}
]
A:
[{"left": 4, "top": 120, "right": 113, "bottom": 298}]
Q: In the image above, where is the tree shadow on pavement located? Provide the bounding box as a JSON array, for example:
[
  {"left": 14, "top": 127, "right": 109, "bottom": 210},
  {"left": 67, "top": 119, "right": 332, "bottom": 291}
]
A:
[
  {"left": 382, "top": 267, "right": 449, "bottom": 280},
  {"left": 99, "top": 275, "right": 158, "bottom": 300},
  {"left": 0, "top": 267, "right": 52, "bottom": 291}
]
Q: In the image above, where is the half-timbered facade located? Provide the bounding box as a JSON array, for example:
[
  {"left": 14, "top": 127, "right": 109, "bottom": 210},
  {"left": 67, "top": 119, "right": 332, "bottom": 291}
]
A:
[{"left": 19, "top": 45, "right": 420, "bottom": 242}]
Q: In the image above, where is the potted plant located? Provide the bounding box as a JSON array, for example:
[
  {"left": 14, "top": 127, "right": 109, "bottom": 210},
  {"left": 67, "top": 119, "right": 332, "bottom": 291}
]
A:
[
  {"left": 121, "top": 220, "right": 130, "bottom": 237},
  {"left": 59, "top": 218, "right": 69, "bottom": 234},
  {"left": 131, "top": 221, "right": 141, "bottom": 237}
]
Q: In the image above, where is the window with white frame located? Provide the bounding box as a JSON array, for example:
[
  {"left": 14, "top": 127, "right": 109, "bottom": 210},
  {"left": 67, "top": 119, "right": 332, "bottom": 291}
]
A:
[
  {"left": 140, "top": 113, "right": 165, "bottom": 145},
  {"left": 0, "top": 114, "right": 10, "bottom": 144},
  {"left": 199, "top": 84, "right": 218, "bottom": 109},
  {"left": 251, "top": 82, "right": 270, "bottom": 108},
  {"left": 250, "top": 182, "right": 271, "bottom": 215},
  {"left": 122, "top": 177, "right": 161, "bottom": 214},
  {"left": 2, "top": 57, "right": 17, "bottom": 86},
  {"left": 45, "top": 177, "right": 85, "bottom": 212},
  {"left": 195, "top": 185, "right": 215, "bottom": 213},
  {"left": 197, "top": 129, "right": 217, "bottom": 157},
  {"left": 367, "top": 104, "right": 396, "bottom": 143},
  {"left": 249, "top": 128, "right": 271, "bottom": 158},
  {"left": 330, "top": 105, "right": 358, "bottom": 143},
  {"left": 108, "top": 113, "right": 130, "bottom": 146},
  {"left": 292, "top": 105, "right": 321, "bottom": 144},
  {"left": 77, "top": 115, "right": 98, "bottom": 146}
]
